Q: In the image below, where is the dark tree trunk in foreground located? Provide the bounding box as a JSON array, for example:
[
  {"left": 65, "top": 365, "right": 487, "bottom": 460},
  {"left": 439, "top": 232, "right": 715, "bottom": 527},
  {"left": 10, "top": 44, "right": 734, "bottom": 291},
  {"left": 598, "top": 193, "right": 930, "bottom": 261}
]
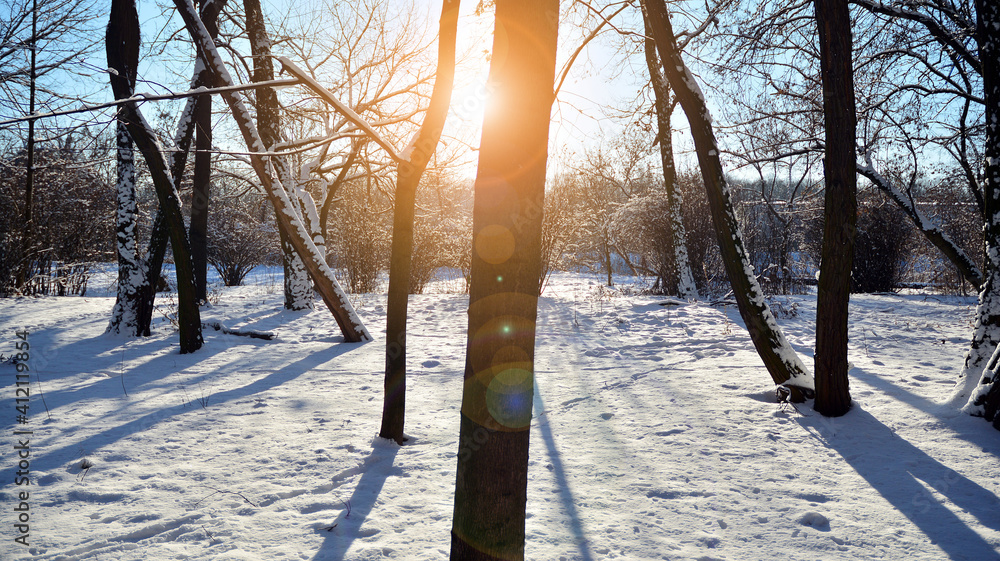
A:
[
  {"left": 641, "top": 0, "right": 814, "bottom": 400},
  {"left": 966, "top": 0, "right": 1000, "bottom": 428},
  {"left": 450, "top": 1, "right": 558, "bottom": 559},
  {"left": 108, "top": 0, "right": 202, "bottom": 353},
  {"left": 380, "top": 0, "right": 461, "bottom": 445},
  {"left": 813, "top": 0, "right": 857, "bottom": 417}
]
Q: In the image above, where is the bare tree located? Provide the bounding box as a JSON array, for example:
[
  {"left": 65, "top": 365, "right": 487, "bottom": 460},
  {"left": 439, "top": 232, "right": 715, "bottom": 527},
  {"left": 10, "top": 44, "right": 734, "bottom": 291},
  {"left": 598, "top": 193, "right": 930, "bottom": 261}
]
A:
[
  {"left": 640, "top": 0, "right": 814, "bottom": 400},
  {"left": 108, "top": 0, "right": 202, "bottom": 353},
  {"left": 0, "top": 0, "right": 100, "bottom": 118},
  {"left": 716, "top": 0, "right": 983, "bottom": 293},
  {"left": 107, "top": 0, "right": 224, "bottom": 337},
  {"left": 450, "top": 0, "right": 558, "bottom": 558},
  {"left": 812, "top": 0, "right": 857, "bottom": 417},
  {"left": 173, "top": 0, "right": 371, "bottom": 342},
  {"left": 105, "top": 0, "right": 142, "bottom": 335},
  {"left": 243, "top": 0, "right": 313, "bottom": 311},
  {"left": 640, "top": 4, "right": 698, "bottom": 299},
  {"left": 380, "top": 0, "right": 461, "bottom": 444}
]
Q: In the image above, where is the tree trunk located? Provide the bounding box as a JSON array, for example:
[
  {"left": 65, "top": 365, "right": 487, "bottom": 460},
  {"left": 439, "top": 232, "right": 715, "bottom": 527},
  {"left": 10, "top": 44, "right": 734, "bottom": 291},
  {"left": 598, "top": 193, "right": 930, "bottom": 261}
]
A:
[
  {"left": 133, "top": 1, "right": 224, "bottom": 336},
  {"left": 380, "top": 0, "right": 461, "bottom": 445},
  {"left": 641, "top": 0, "right": 814, "bottom": 400},
  {"left": 959, "top": 0, "right": 1000, "bottom": 426},
  {"left": 813, "top": 0, "right": 857, "bottom": 417},
  {"left": 109, "top": 0, "right": 202, "bottom": 354},
  {"left": 106, "top": 0, "right": 143, "bottom": 336},
  {"left": 189, "top": 0, "right": 220, "bottom": 304},
  {"left": 17, "top": 0, "right": 37, "bottom": 290},
  {"left": 244, "top": 0, "right": 313, "bottom": 311},
  {"left": 450, "top": 1, "right": 557, "bottom": 559},
  {"left": 190, "top": 97, "right": 210, "bottom": 303},
  {"left": 641, "top": 7, "right": 697, "bottom": 300},
  {"left": 107, "top": 118, "right": 144, "bottom": 335}
]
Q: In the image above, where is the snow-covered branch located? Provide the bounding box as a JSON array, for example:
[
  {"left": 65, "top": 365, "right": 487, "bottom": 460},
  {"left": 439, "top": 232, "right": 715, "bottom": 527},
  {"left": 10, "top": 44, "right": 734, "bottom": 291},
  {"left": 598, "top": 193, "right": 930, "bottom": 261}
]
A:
[{"left": 278, "top": 57, "right": 402, "bottom": 163}]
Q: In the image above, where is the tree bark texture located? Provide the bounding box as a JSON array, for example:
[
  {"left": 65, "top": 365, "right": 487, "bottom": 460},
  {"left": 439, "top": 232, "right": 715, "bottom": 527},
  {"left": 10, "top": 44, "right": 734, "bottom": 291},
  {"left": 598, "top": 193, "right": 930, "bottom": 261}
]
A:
[
  {"left": 189, "top": 0, "right": 222, "bottom": 304},
  {"left": 106, "top": 0, "right": 143, "bottom": 335},
  {"left": 961, "top": 0, "right": 1000, "bottom": 426},
  {"left": 108, "top": 0, "right": 202, "bottom": 354},
  {"left": 641, "top": 0, "right": 814, "bottom": 400},
  {"left": 450, "top": 2, "right": 557, "bottom": 559},
  {"left": 813, "top": 0, "right": 857, "bottom": 417},
  {"left": 380, "top": 0, "right": 461, "bottom": 444},
  {"left": 244, "top": 0, "right": 313, "bottom": 311}
]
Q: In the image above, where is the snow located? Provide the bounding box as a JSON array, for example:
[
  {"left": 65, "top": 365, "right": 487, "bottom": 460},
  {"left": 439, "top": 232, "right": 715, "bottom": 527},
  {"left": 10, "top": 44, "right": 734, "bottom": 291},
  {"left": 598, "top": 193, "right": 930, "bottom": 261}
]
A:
[{"left": 3, "top": 270, "right": 1000, "bottom": 560}]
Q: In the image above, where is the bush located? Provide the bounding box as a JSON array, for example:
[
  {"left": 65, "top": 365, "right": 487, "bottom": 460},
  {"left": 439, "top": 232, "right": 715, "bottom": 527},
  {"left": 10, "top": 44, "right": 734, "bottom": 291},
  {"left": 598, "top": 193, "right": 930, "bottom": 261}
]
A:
[
  {"left": 207, "top": 198, "right": 276, "bottom": 287},
  {"left": 852, "top": 191, "right": 910, "bottom": 293},
  {"left": 0, "top": 143, "right": 113, "bottom": 296},
  {"left": 327, "top": 191, "right": 390, "bottom": 294}
]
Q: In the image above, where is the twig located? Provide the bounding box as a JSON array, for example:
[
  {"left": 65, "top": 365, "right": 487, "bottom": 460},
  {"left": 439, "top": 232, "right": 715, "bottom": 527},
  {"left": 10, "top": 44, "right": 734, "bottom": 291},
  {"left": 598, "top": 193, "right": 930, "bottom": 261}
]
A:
[
  {"left": 194, "top": 485, "right": 259, "bottom": 508},
  {"left": 35, "top": 370, "right": 52, "bottom": 420},
  {"left": 120, "top": 347, "right": 128, "bottom": 397}
]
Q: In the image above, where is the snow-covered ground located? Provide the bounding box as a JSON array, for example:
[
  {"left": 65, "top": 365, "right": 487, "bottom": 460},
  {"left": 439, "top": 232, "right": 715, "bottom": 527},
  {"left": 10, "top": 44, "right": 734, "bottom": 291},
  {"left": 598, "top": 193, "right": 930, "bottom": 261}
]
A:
[{"left": 2, "top": 269, "right": 999, "bottom": 560}]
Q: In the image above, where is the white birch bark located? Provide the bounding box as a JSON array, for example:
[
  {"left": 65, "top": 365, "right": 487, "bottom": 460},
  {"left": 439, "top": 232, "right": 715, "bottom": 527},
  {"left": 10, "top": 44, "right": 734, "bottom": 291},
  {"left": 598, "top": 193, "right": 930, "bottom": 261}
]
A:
[{"left": 107, "top": 121, "right": 144, "bottom": 335}]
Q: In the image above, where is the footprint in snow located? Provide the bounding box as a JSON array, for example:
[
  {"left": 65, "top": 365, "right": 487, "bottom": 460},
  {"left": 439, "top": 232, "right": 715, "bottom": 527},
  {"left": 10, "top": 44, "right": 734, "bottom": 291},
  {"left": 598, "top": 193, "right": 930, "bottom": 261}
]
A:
[
  {"left": 655, "top": 425, "right": 690, "bottom": 437},
  {"left": 797, "top": 511, "right": 831, "bottom": 531}
]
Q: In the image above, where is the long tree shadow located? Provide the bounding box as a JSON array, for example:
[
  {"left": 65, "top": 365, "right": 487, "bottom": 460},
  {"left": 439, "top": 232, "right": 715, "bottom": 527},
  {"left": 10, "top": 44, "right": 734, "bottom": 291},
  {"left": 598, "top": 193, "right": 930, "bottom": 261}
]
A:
[
  {"left": 848, "top": 365, "right": 1000, "bottom": 456},
  {"left": 311, "top": 441, "right": 400, "bottom": 560},
  {"left": 532, "top": 381, "right": 596, "bottom": 561},
  {"left": 5, "top": 342, "right": 363, "bottom": 480},
  {"left": 797, "top": 404, "right": 1000, "bottom": 560}
]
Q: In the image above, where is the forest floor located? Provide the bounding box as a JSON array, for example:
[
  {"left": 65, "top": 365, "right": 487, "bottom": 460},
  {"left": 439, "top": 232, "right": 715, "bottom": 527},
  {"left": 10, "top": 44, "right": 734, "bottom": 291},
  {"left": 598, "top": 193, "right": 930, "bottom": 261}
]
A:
[{"left": 1, "top": 268, "right": 998, "bottom": 560}]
